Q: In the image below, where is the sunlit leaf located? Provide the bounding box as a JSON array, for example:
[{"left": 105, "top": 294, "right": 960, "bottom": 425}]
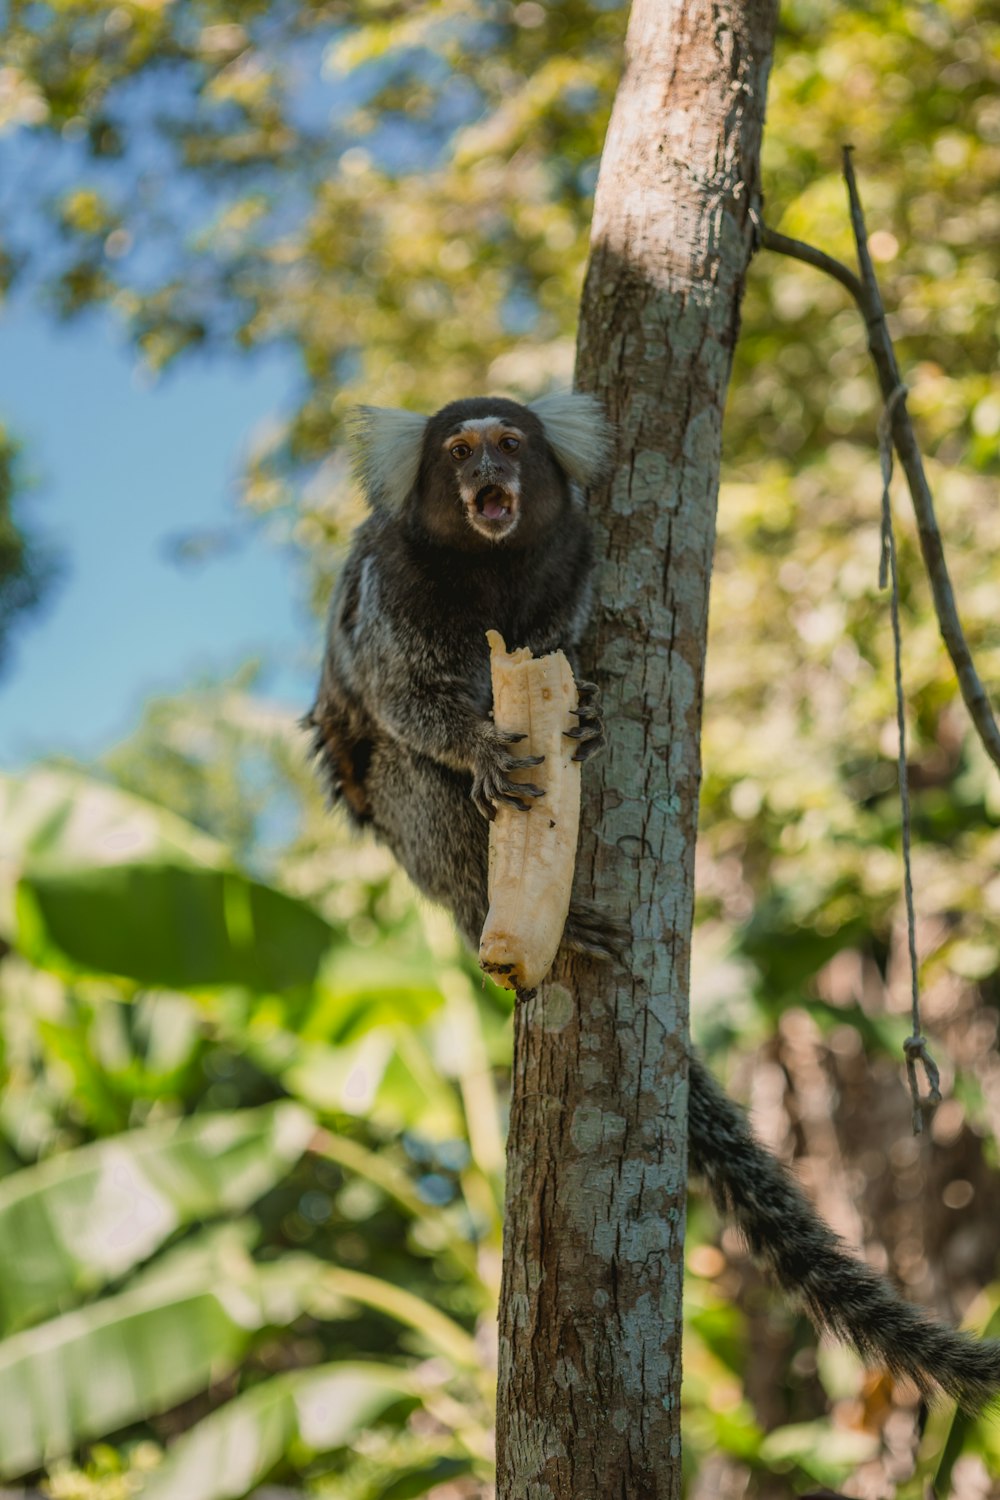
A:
[
  {"left": 0, "top": 768, "right": 224, "bottom": 876},
  {"left": 302, "top": 950, "right": 446, "bottom": 1042},
  {"left": 0, "top": 1103, "right": 314, "bottom": 1331},
  {"left": 140, "top": 1362, "right": 417, "bottom": 1500},
  {"left": 0, "top": 1249, "right": 265, "bottom": 1479},
  {"left": 274, "top": 1025, "right": 464, "bottom": 1138}
]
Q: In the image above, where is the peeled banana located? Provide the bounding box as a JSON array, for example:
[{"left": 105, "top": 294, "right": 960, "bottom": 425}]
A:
[{"left": 478, "top": 629, "right": 581, "bottom": 991}]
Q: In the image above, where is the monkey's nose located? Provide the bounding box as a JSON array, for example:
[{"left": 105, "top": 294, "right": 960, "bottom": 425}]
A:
[{"left": 472, "top": 456, "right": 504, "bottom": 482}]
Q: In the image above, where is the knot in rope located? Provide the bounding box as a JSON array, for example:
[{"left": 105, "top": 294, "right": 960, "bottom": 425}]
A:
[{"left": 903, "top": 1034, "right": 943, "bottom": 1135}]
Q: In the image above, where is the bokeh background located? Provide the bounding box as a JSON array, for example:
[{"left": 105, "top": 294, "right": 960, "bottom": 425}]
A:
[{"left": 1, "top": 0, "right": 1000, "bottom": 1496}]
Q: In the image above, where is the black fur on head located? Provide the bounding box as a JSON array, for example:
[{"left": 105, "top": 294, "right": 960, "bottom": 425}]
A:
[{"left": 350, "top": 392, "right": 612, "bottom": 551}]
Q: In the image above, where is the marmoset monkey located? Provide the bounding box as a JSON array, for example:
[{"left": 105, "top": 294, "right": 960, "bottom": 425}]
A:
[{"left": 307, "top": 391, "right": 1000, "bottom": 1407}]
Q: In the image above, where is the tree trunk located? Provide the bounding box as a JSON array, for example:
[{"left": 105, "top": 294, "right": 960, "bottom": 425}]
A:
[{"left": 495, "top": 2, "right": 779, "bottom": 1497}]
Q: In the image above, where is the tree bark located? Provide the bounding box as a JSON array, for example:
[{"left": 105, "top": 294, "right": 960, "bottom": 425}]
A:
[{"left": 496, "top": 3, "right": 779, "bottom": 1497}]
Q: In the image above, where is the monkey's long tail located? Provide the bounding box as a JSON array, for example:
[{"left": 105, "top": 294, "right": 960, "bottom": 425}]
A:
[{"left": 688, "top": 1055, "right": 1000, "bottom": 1409}]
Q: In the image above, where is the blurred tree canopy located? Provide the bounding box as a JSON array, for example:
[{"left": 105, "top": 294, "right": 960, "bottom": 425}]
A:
[
  {"left": 2, "top": 0, "right": 1000, "bottom": 1495},
  {"left": 0, "top": 427, "right": 57, "bottom": 672}
]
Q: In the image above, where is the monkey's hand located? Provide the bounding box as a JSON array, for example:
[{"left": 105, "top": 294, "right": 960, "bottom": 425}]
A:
[
  {"left": 564, "top": 680, "right": 604, "bottom": 763},
  {"left": 471, "top": 724, "right": 545, "bottom": 820}
]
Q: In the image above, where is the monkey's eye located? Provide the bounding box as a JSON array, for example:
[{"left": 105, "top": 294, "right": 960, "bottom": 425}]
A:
[
  {"left": 498, "top": 435, "right": 520, "bottom": 453},
  {"left": 450, "top": 442, "right": 472, "bottom": 461}
]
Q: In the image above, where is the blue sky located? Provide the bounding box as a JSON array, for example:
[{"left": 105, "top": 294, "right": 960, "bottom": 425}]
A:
[
  {"left": 0, "top": 300, "right": 317, "bottom": 769},
  {"left": 0, "top": 37, "right": 493, "bottom": 777}
]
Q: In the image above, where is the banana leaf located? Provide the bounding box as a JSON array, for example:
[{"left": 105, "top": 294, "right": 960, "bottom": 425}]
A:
[
  {"left": 0, "top": 768, "right": 224, "bottom": 876},
  {"left": 14, "top": 861, "right": 335, "bottom": 991},
  {"left": 0, "top": 1103, "right": 314, "bottom": 1331},
  {"left": 0, "top": 1247, "right": 267, "bottom": 1478},
  {"left": 140, "top": 1362, "right": 417, "bottom": 1500}
]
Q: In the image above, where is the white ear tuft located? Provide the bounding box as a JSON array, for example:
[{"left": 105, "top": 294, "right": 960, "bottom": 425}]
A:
[
  {"left": 528, "top": 391, "right": 613, "bottom": 489},
  {"left": 349, "top": 406, "right": 428, "bottom": 512}
]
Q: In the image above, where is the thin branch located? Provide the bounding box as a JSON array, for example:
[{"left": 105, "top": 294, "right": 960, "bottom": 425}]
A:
[
  {"left": 757, "top": 156, "right": 1000, "bottom": 776},
  {"left": 840, "top": 148, "right": 1000, "bottom": 773},
  {"left": 756, "top": 223, "right": 865, "bottom": 306}
]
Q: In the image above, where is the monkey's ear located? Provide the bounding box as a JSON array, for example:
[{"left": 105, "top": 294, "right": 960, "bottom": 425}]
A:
[
  {"left": 528, "top": 391, "right": 613, "bottom": 489},
  {"left": 349, "top": 406, "right": 428, "bottom": 512}
]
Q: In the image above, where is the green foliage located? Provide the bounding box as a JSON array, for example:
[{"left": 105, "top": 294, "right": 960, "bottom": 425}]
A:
[
  {"left": 140, "top": 1362, "right": 422, "bottom": 1500},
  {"left": 0, "top": 1103, "right": 313, "bottom": 1330},
  {"left": 2, "top": 766, "right": 336, "bottom": 990},
  {"left": 0, "top": 767, "right": 500, "bottom": 1497},
  {"left": 0, "top": 1230, "right": 280, "bottom": 1478},
  {"left": 17, "top": 860, "right": 335, "bottom": 991}
]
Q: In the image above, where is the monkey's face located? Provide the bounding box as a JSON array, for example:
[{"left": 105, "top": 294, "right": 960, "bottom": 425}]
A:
[
  {"left": 418, "top": 398, "right": 569, "bottom": 551},
  {"left": 351, "top": 393, "right": 607, "bottom": 548},
  {"left": 444, "top": 419, "right": 524, "bottom": 542}
]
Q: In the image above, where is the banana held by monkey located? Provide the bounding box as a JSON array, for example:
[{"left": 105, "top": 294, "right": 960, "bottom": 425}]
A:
[{"left": 479, "top": 631, "right": 581, "bottom": 991}]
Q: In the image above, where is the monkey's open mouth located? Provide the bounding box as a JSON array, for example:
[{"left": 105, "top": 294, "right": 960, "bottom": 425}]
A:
[{"left": 475, "top": 484, "right": 515, "bottom": 522}]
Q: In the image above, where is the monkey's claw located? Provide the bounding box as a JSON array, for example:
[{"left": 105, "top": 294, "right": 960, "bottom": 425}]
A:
[
  {"left": 472, "top": 771, "right": 545, "bottom": 820},
  {"left": 565, "top": 680, "right": 606, "bottom": 763},
  {"left": 497, "top": 729, "right": 542, "bottom": 762},
  {"left": 472, "top": 727, "right": 546, "bottom": 819}
]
